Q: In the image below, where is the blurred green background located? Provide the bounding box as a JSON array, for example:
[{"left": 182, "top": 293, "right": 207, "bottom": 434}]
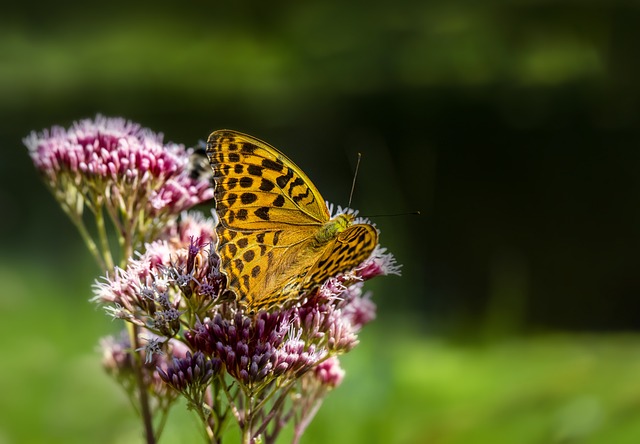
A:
[{"left": 2, "top": 1, "right": 640, "bottom": 443}]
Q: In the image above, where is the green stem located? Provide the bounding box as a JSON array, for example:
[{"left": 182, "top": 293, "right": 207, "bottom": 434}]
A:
[
  {"left": 128, "top": 323, "right": 157, "bottom": 444},
  {"left": 291, "top": 396, "right": 324, "bottom": 444},
  {"left": 94, "top": 201, "right": 115, "bottom": 271},
  {"left": 120, "top": 214, "right": 134, "bottom": 269},
  {"left": 63, "top": 205, "right": 106, "bottom": 271},
  {"left": 51, "top": 181, "right": 106, "bottom": 271},
  {"left": 155, "top": 404, "right": 170, "bottom": 441},
  {"left": 253, "top": 379, "right": 290, "bottom": 414},
  {"left": 211, "top": 378, "right": 229, "bottom": 443},
  {"left": 242, "top": 390, "right": 254, "bottom": 444},
  {"left": 221, "top": 381, "right": 242, "bottom": 424},
  {"left": 104, "top": 198, "right": 126, "bottom": 260},
  {"left": 196, "top": 400, "right": 216, "bottom": 443},
  {"left": 253, "top": 379, "right": 297, "bottom": 439}
]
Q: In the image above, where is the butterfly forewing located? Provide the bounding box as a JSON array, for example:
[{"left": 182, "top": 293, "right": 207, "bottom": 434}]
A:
[{"left": 208, "top": 130, "right": 329, "bottom": 229}]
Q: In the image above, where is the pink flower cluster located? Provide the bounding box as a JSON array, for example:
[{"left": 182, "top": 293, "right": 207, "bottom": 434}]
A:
[
  {"left": 92, "top": 212, "right": 220, "bottom": 332},
  {"left": 24, "top": 115, "right": 213, "bottom": 218}
]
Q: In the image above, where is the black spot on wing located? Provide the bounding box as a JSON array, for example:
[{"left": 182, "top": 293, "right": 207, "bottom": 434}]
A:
[
  {"left": 259, "top": 178, "right": 274, "bottom": 191},
  {"left": 248, "top": 164, "right": 263, "bottom": 176},
  {"left": 262, "top": 158, "right": 283, "bottom": 172},
  {"left": 243, "top": 250, "right": 255, "bottom": 262},
  {"left": 220, "top": 164, "right": 231, "bottom": 176},
  {"left": 237, "top": 209, "right": 248, "bottom": 221},
  {"left": 242, "top": 143, "right": 258, "bottom": 154},
  {"left": 241, "top": 193, "right": 258, "bottom": 204},
  {"left": 276, "top": 168, "right": 293, "bottom": 188},
  {"left": 255, "top": 207, "right": 270, "bottom": 221},
  {"left": 227, "top": 177, "right": 238, "bottom": 189},
  {"left": 272, "top": 195, "right": 285, "bottom": 207},
  {"left": 239, "top": 177, "right": 253, "bottom": 188},
  {"left": 242, "top": 275, "right": 250, "bottom": 290},
  {"left": 292, "top": 186, "right": 311, "bottom": 203},
  {"left": 288, "top": 177, "right": 305, "bottom": 194}
]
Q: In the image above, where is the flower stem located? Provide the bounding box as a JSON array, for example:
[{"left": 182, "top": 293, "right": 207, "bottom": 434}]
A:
[
  {"left": 292, "top": 398, "right": 323, "bottom": 444},
  {"left": 65, "top": 207, "right": 106, "bottom": 271},
  {"left": 221, "top": 381, "right": 242, "bottom": 424},
  {"left": 253, "top": 379, "right": 297, "bottom": 439},
  {"left": 197, "top": 403, "right": 216, "bottom": 443},
  {"left": 155, "top": 405, "right": 171, "bottom": 441},
  {"left": 94, "top": 201, "right": 115, "bottom": 271},
  {"left": 241, "top": 390, "right": 255, "bottom": 444},
  {"left": 128, "top": 323, "right": 156, "bottom": 444},
  {"left": 52, "top": 181, "right": 107, "bottom": 270}
]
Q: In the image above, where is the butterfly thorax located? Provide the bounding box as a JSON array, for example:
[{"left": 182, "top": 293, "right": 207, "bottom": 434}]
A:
[{"left": 314, "top": 213, "right": 354, "bottom": 247}]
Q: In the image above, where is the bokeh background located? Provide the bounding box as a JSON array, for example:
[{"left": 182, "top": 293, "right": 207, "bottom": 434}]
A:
[{"left": 2, "top": 1, "right": 640, "bottom": 443}]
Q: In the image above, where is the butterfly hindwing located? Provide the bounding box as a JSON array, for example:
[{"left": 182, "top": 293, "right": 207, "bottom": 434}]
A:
[{"left": 302, "top": 224, "right": 378, "bottom": 293}]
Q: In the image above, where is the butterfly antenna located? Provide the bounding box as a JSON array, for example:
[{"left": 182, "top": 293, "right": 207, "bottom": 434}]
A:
[
  {"left": 348, "top": 152, "right": 362, "bottom": 208},
  {"left": 365, "top": 211, "right": 421, "bottom": 218}
]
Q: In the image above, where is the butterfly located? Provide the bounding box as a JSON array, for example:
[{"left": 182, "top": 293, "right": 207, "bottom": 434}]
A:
[{"left": 206, "top": 130, "right": 378, "bottom": 312}]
